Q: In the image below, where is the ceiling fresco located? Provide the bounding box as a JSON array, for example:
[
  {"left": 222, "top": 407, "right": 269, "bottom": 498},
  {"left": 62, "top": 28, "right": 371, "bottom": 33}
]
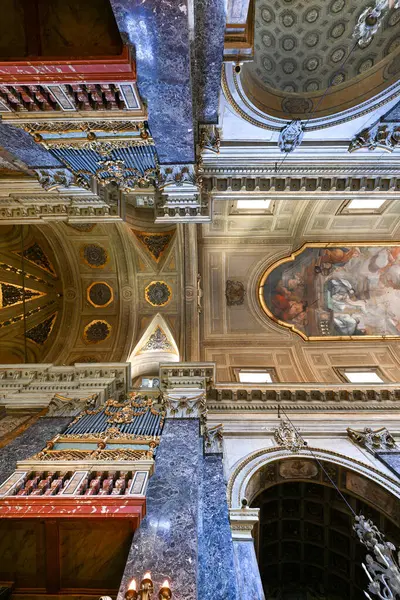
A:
[{"left": 260, "top": 243, "right": 400, "bottom": 341}]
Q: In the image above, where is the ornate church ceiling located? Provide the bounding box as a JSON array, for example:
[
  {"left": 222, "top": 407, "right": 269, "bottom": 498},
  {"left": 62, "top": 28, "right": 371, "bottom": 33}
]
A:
[
  {"left": 238, "top": 0, "right": 400, "bottom": 119},
  {"left": 249, "top": 0, "right": 400, "bottom": 93}
]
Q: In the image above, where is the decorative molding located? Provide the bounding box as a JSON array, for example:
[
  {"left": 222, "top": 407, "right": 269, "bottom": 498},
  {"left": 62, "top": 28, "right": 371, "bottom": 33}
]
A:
[
  {"left": 227, "top": 446, "right": 400, "bottom": 510},
  {"left": 204, "top": 423, "right": 224, "bottom": 454},
  {"left": 45, "top": 392, "right": 99, "bottom": 417},
  {"left": 0, "top": 363, "right": 131, "bottom": 409},
  {"left": 207, "top": 384, "right": 400, "bottom": 412},
  {"left": 203, "top": 174, "right": 400, "bottom": 196},
  {"left": 157, "top": 164, "right": 199, "bottom": 189},
  {"left": 226, "top": 280, "right": 246, "bottom": 306},
  {"left": 273, "top": 420, "right": 305, "bottom": 452},
  {"left": 199, "top": 125, "right": 221, "bottom": 155},
  {"left": 347, "top": 426, "right": 397, "bottom": 453},
  {"left": 349, "top": 123, "right": 400, "bottom": 153},
  {"left": 229, "top": 506, "right": 260, "bottom": 541},
  {"left": 159, "top": 362, "right": 216, "bottom": 392},
  {"left": 278, "top": 120, "right": 304, "bottom": 153},
  {"left": 34, "top": 168, "right": 88, "bottom": 191},
  {"left": 162, "top": 392, "right": 207, "bottom": 420}
]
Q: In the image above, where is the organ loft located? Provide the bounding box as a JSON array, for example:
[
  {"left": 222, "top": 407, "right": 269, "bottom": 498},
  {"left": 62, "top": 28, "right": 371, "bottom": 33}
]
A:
[{"left": 0, "top": 1, "right": 400, "bottom": 599}]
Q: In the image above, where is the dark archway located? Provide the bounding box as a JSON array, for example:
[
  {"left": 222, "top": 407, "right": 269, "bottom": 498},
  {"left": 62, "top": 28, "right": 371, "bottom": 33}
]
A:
[{"left": 251, "top": 463, "right": 400, "bottom": 600}]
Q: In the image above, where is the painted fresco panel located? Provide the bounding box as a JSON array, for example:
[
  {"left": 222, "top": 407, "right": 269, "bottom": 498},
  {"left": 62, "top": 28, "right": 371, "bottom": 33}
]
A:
[{"left": 260, "top": 244, "right": 400, "bottom": 340}]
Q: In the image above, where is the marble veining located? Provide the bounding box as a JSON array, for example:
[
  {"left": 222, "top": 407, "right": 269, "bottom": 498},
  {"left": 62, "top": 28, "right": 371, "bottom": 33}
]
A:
[
  {"left": 194, "top": 0, "right": 226, "bottom": 124},
  {"left": 233, "top": 541, "right": 266, "bottom": 600},
  {"left": 0, "top": 417, "right": 71, "bottom": 483},
  {"left": 117, "top": 419, "right": 201, "bottom": 600},
  {"left": 198, "top": 454, "right": 239, "bottom": 600},
  {"left": 0, "top": 123, "right": 62, "bottom": 168},
  {"left": 110, "top": 0, "right": 195, "bottom": 164}
]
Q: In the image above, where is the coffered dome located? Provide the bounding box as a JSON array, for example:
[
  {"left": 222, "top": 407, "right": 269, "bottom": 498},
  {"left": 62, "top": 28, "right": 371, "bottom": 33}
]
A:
[{"left": 239, "top": 0, "right": 400, "bottom": 120}]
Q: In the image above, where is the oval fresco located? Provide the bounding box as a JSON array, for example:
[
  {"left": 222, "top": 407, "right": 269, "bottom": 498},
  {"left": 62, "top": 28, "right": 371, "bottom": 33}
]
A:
[{"left": 259, "top": 244, "right": 400, "bottom": 340}]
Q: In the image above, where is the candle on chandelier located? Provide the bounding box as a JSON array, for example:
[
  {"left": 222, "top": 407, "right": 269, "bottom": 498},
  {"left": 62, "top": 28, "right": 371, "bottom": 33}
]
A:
[
  {"left": 161, "top": 581, "right": 170, "bottom": 589},
  {"left": 128, "top": 579, "right": 137, "bottom": 591},
  {"left": 143, "top": 572, "right": 152, "bottom": 581}
]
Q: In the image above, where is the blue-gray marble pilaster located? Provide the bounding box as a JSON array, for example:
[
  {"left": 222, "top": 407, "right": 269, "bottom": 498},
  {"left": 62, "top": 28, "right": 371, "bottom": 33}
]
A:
[
  {"left": 376, "top": 452, "right": 400, "bottom": 479},
  {"left": 198, "top": 454, "right": 239, "bottom": 600},
  {"left": 233, "top": 541, "right": 265, "bottom": 600},
  {"left": 0, "top": 123, "right": 62, "bottom": 168},
  {"left": 117, "top": 419, "right": 200, "bottom": 600},
  {"left": 110, "top": 0, "right": 195, "bottom": 164},
  {"left": 194, "top": 0, "right": 226, "bottom": 123},
  {"left": 0, "top": 417, "right": 70, "bottom": 483}
]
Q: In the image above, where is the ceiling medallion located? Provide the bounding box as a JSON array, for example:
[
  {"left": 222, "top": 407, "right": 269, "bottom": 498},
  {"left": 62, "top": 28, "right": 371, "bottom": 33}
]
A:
[
  {"left": 83, "top": 320, "right": 112, "bottom": 344},
  {"left": 87, "top": 282, "right": 114, "bottom": 308},
  {"left": 80, "top": 244, "right": 109, "bottom": 269},
  {"left": 145, "top": 281, "right": 172, "bottom": 307}
]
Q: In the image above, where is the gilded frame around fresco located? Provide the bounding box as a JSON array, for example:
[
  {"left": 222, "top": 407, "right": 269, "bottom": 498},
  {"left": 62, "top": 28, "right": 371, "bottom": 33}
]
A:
[{"left": 258, "top": 242, "right": 400, "bottom": 342}]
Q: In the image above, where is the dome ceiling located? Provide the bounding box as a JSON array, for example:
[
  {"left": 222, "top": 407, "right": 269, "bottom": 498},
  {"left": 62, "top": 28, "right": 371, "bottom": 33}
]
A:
[
  {"left": 238, "top": 0, "right": 400, "bottom": 120},
  {"left": 249, "top": 0, "right": 400, "bottom": 94}
]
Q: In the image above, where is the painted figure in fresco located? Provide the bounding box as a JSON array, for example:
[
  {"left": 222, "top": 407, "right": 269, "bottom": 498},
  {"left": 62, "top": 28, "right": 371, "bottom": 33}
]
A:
[
  {"left": 326, "top": 278, "right": 367, "bottom": 313},
  {"left": 333, "top": 315, "right": 366, "bottom": 336},
  {"left": 315, "top": 247, "right": 361, "bottom": 276},
  {"left": 261, "top": 244, "right": 400, "bottom": 339}
]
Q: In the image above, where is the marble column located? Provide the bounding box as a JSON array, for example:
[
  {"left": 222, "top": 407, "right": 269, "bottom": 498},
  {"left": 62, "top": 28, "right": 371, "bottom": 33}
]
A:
[
  {"left": 117, "top": 418, "right": 201, "bottom": 600},
  {"left": 110, "top": 0, "right": 195, "bottom": 165},
  {"left": 0, "top": 416, "right": 71, "bottom": 483},
  {"left": 194, "top": 0, "right": 226, "bottom": 124},
  {"left": 198, "top": 451, "right": 239, "bottom": 599},
  {"left": 230, "top": 507, "right": 265, "bottom": 600}
]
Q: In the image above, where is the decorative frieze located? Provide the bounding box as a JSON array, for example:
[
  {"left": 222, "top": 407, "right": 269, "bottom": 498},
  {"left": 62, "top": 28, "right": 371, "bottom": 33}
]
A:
[
  {"left": 203, "top": 174, "right": 400, "bottom": 196},
  {"left": 207, "top": 385, "right": 400, "bottom": 411}
]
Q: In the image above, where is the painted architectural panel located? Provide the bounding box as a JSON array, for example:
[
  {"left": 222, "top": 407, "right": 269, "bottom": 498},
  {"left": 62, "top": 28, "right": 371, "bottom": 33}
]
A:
[{"left": 260, "top": 244, "right": 400, "bottom": 341}]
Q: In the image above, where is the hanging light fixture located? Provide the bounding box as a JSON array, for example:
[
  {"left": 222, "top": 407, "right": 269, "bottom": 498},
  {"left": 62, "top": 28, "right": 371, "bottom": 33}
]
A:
[{"left": 354, "top": 0, "right": 400, "bottom": 47}]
